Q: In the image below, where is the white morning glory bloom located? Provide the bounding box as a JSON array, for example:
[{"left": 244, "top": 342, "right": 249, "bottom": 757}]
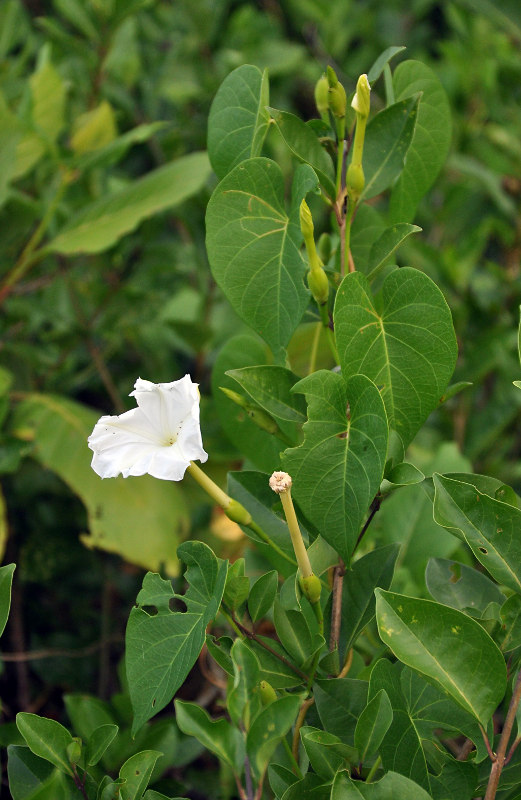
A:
[{"left": 88, "top": 375, "right": 208, "bottom": 481}]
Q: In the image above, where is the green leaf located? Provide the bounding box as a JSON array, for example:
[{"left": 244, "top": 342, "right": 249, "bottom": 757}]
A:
[
  {"left": 280, "top": 772, "right": 332, "bottom": 800},
  {"left": 72, "top": 122, "right": 167, "bottom": 171},
  {"left": 334, "top": 268, "right": 457, "bottom": 451},
  {"left": 206, "top": 158, "right": 318, "bottom": 361},
  {"left": 386, "top": 462, "right": 424, "bottom": 486},
  {"left": 314, "top": 679, "right": 368, "bottom": 745},
  {"left": 354, "top": 689, "right": 393, "bottom": 763},
  {"left": 175, "top": 700, "right": 243, "bottom": 772},
  {"left": 350, "top": 204, "right": 386, "bottom": 274},
  {"left": 84, "top": 724, "right": 119, "bottom": 767},
  {"left": 245, "top": 637, "right": 304, "bottom": 689},
  {"left": 11, "top": 394, "right": 188, "bottom": 574},
  {"left": 332, "top": 769, "right": 433, "bottom": 800},
  {"left": 426, "top": 558, "right": 506, "bottom": 613},
  {"left": 248, "top": 571, "right": 278, "bottom": 623},
  {"left": 64, "top": 694, "right": 115, "bottom": 742},
  {"left": 0, "top": 562, "right": 15, "bottom": 638},
  {"left": 375, "top": 445, "right": 471, "bottom": 583},
  {"left": 283, "top": 370, "right": 388, "bottom": 563},
  {"left": 246, "top": 694, "right": 301, "bottom": 781},
  {"left": 208, "top": 65, "right": 269, "bottom": 179},
  {"left": 359, "top": 96, "right": 419, "bottom": 201},
  {"left": 300, "top": 727, "right": 356, "bottom": 780},
  {"left": 227, "top": 639, "right": 262, "bottom": 729},
  {"left": 389, "top": 60, "right": 452, "bottom": 222},
  {"left": 213, "top": 335, "right": 282, "bottom": 472},
  {"left": 273, "top": 599, "right": 323, "bottom": 668},
  {"left": 433, "top": 473, "right": 521, "bottom": 594},
  {"left": 268, "top": 108, "right": 336, "bottom": 197},
  {"left": 119, "top": 750, "right": 162, "bottom": 800},
  {"left": 47, "top": 152, "right": 211, "bottom": 254},
  {"left": 499, "top": 595, "right": 521, "bottom": 652},
  {"left": 366, "top": 224, "right": 422, "bottom": 281},
  {"left": 367, "top": 46, "right": 407, "bottom": 84},
  {"left": 375, "top": 589, "right": 507, "bottom": 725},
  {"left": 227, "top": 365, "right": 307, "bottom": 426},
  {"left": 7, "top": 745, "right": 54, "bottom": 800},
  {"left": 341, "top": 544, "right": 400, "bottom": 655},
  {"left": 223, "top": 559, "right": 249, "bottom": 611},
  {"left": 29, "top": 50, "right": 66, "bottom": 144},
  {"left": 126, "top": 541, "right": 228, "bottom": 734},
  {"left": 16, "top": 714, "right": 74, "bottom": 776}
]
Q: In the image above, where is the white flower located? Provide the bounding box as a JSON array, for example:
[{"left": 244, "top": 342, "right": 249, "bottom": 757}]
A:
[{"left": 88, "top": 375, "right": 208, "bottom": 481}]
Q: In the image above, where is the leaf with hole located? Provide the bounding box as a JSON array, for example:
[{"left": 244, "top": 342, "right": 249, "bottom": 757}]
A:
[
  {"left": 433, "top": 473, "right": 521, "bottom": 594},
  {"left": 126, "top": 541, "right": 227, "bottom": 734}
]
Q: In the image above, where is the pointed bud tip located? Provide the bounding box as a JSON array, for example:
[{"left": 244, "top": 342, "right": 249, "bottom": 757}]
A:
[
  {"left": 269, "top": 471, "right": 292, "bottom": 494},
  {"left": 351, "top": 74, "right": 371, "bottom": 117}
]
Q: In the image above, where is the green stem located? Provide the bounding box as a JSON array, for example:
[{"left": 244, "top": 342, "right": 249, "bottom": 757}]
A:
[
  {"left": 365, "top": 755, "right": 382, "bottom": 783},
  {"left": 318, "top": 303, "right": 339, "bottom": 364},
  {"left": 282, "top": 736, "right": 303, "bottom": 779},
  {"left": 0, "top": 173, "right": 68, "bottom": 303},
  {"left": 344, "top": 199, "right": 356, "bottom": 274},
  {"left": 187, "top": 462, "right": 297, "bottom": 570},
  {"left": 335, "top": 117, "right": 346, "bottom": 198}
]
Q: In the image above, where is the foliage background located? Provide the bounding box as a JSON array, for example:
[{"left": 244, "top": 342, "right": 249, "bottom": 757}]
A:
[{"left": 0, "top": 0, "right": 520, "bottom": 794}]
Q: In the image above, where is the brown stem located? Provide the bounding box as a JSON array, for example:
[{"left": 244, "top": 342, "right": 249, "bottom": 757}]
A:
[
  {"left": 505, "top": 736, "right": 521, "bottom": 765},
  {"left": 0, "top": 634, "right": 122, "bottom": 661},
  {"left": 485, "top": 670, "right": 521, "bottom": 800},
  {"left": 292, "top": 697, "right": 315, "bottom": 762},
  {"left": 353, "top": 496, "right": 381, "bottom": 553},
  {"left": 231, "top": 615, "right": 308, "bottom": 682},
  {"left": 456, "top": 737, "right": 475, "bottom": 761},
  {"left": 337, "top": 648, "right": 353, "bottom": 680},
  {"left": 329, "top": 560, "right": 345, "bottom": 652}
]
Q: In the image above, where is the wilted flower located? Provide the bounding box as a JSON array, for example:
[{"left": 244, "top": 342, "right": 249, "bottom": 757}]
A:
[{"left": 88, "top": 375, "right": 208, "bottom": 481}]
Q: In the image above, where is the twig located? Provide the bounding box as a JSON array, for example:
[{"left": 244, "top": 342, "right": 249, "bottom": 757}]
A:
[
  {"left": 292, "top": 697, "right": 315, "bottom": 762},
  {"left": 244, "top": 755, "right": 254, "bottom": 800},
  {"left": 337, "top": 648, "right": 353, "bottom": 680},
  {"left": 480, "top": 724, "right": 497, "bottom": 763},
  {"left": 353, "top": 496, "right": 381, "bottom": 553},
  {"left": 457, "top": 737, "right": 475, "bottom": 761},
  {"left": 230, "top": 614, "right": 308, "bottom": 682},
  {"left": 485, "top": 670, "right": 521, "bottom": 799},
  {"left": 329, "top": 560, "right": 345, "bottom": 652}
]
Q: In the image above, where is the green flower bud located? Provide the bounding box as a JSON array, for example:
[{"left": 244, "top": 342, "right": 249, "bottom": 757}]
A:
[
  {"left": 326, "top": 66, "right": 339, "bottom": 88},
  {"left": 226, "top": 498, "right": 253, "bottom": 526},
  {"left": 317, "top": 232, "right": 332, "bottom": 263},
  {"left": 329, "top": 83, "right": 347, "bottom": 119},
  {"left": 259, "top": 680, "right": 277, "bottom": 705},
  {"left": 307, "top": 267, "right": 329, "bottom": 306},
  {"left": 351, "top": 74, "right": 371, "bottom": 119},
  {"left": 220, "top": 386, "right": 249, "bottom": 409},
  {"left": 346, "top": 162, "right": 365, "bottom": 199},
  {"left": 246, "top": 406, "right": 279, "bottom": 435},
  {"left": 299, "top": 199, "right": 314, "bottom": 240},
  {"left": 67, "top": 738, "right": 82, "bottom": 766},
  {"left": 300, "top": 573, "right": 322, "bottom": 605},
  {"left": 314, "top": 74, "right": 329, "bottom": 116}
]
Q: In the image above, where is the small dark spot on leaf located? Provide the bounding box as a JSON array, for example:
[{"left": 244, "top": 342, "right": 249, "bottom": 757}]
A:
[
  {"left": 336, "top": 431, "right": 348, "bottom": 439},
  {"left": 449, "top": 563, "right": 462, "bottom": 583},
  {"left": 478, "top": 547, "right": 487, "bottom": 554},
  {"left": 152, "top": 698, "right": 156, "bottom": 707},
  {"left": 135, "top": 770, "right": 140, "bottom": 776}
]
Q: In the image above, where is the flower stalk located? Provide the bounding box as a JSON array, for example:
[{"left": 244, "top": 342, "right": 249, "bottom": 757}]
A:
[{"left": 269, "top": 472, "right": 322, "bottom": 607}]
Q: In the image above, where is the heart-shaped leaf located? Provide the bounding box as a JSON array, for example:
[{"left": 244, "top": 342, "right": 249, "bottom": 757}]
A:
[
  {"left": 334, "top": 268, "right": 457, "bottom": 451},
  {"left": 283, "top": 370, "right": 388, "bottom": 564},
  {"left": 206, "top": 158, "right": 318, "bottom": 361},
  {"left": 208, "top": 64, "right": 269, "bottom": 179}
]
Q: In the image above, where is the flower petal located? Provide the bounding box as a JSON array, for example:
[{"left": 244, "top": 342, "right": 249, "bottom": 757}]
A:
[{"left": 131, "top": 375, "right": 199, "bottom": 443}]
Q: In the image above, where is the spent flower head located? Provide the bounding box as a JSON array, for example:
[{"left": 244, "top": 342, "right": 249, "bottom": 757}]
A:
[{"left": 88, "top": 375, "right": 207, "bottom": 481}]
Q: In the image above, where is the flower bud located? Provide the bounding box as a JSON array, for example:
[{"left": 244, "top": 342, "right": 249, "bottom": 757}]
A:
[
  {"left": 220, "top": 386, "right": 249, "bottom": 409},
  {"left": 314, "top": 74, "right": 329, "bottom": 116},
  {"left": 326, "top": 66, "right": 346, "bottom": 119},
  {"left": 67, "top": 738, "right": 82, "bottom": 766},
  {"left": 307, "top": 267, "right": 329, "bottom": 306},
  {"left": 351, "top": 74, "right": 371, "bottom": 119},
  {"left": 259, "top": 680, "right": 277, "bottom": 705},
  {"left": 299, "top": 199, "right": 314, "bottom": 241},
  {"left": 300, "top": 573, "right": 322, "bottom": 605},
  {"left": 346, "top": 162, "right": 365, "bottom": 199}
]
